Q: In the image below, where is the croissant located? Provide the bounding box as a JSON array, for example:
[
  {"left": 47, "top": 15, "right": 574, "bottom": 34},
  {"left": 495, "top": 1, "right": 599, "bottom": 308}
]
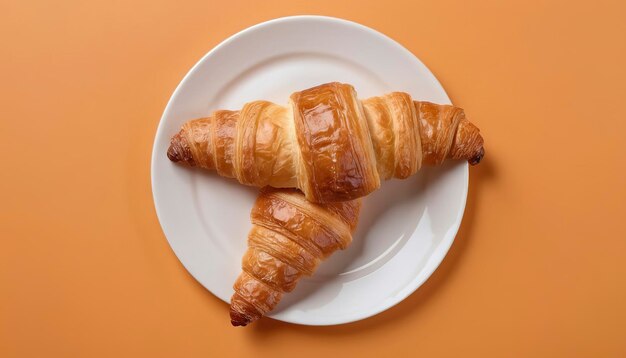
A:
[
  {"left": 168, "top": 82, "right": 484, "bottom": 202},
  {"left": 230, "top": 187, "right": 361, "bottom": 326}
]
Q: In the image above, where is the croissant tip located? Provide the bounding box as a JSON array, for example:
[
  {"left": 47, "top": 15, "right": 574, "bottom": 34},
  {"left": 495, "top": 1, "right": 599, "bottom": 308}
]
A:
[
  {"left": 166, "top": 143, "right": 180, "bottom": 162},
  {"left": 167, "top": 133, "right": 195, "bottom": 165},
  {"left": 469, "top": 146, "right": 484, "bottom": 166},
  {"left": 230, "top": 320, "right": 249, "bottom": 327},
  {"left": 230, "top": 309, "right": 252, "bottom": 327}
]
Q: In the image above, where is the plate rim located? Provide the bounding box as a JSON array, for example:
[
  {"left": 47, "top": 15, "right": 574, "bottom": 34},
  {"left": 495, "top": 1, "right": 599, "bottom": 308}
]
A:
[{"left": 151, "top": 15, "right": 468, "bottom": 326}]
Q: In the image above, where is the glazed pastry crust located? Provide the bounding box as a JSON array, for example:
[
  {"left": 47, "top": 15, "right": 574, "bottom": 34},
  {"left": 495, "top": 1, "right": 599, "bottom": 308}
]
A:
[
  {"left": 230, "top": 188, "right": 361, "bottom": 326},
  {"left": 168, "top": 82, "right": 484, "bottom": 202},
  {"left": 290, "top": 82, "right": 381, "bottom": 202}
]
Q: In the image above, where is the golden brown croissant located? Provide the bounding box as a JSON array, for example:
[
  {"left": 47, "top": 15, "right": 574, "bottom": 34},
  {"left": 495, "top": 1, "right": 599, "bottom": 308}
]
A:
[
  {"left": 168, "top": 82, "right": 484, "bottom": 202},
  {"left": 230, "top": 187, "right": 361, "bottom": 326}
]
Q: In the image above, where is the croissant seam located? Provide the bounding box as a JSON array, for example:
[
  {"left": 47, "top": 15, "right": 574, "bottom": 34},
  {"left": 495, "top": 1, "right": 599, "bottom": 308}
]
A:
[
  {"left": 268, "top": 192, "right": 349, "bottom": 247},
  {"left": 241, "top": 265, "right": 285, "bottom": 293},
  {"left": 248, "top": 235, "right": 317, "bottom": 276},
  {"left": 251, "top": 219, "right": 324, "bottom": 261}
]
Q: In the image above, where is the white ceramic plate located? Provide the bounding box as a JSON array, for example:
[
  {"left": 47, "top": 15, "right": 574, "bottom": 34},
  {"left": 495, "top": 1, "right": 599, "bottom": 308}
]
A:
[{"left": 151, "top": 16, "right": 468, "bottom": 325}]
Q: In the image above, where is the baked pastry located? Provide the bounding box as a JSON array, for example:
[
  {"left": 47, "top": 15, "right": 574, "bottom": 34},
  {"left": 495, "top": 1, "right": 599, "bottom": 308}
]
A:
[
  {"left": 167, "top": 82, "right": 484, "bottom": 202},
  {"left": 230, "top": 187, "right": 361, "bottom": 326}
]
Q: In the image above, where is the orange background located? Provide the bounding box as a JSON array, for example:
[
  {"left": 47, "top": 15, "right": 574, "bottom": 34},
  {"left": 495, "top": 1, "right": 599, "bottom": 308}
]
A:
[{"left": 2, "top": 0, "right": 625, "bottom": 356}]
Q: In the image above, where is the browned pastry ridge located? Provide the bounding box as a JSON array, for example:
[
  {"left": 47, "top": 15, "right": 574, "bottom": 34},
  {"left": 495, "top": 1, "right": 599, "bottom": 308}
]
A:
[
  {"left": 168, "top": 82, "right": 485, "bottom": 203},
  {"left": 230, "top": 187, "right": 361, "bottom": 326}
]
